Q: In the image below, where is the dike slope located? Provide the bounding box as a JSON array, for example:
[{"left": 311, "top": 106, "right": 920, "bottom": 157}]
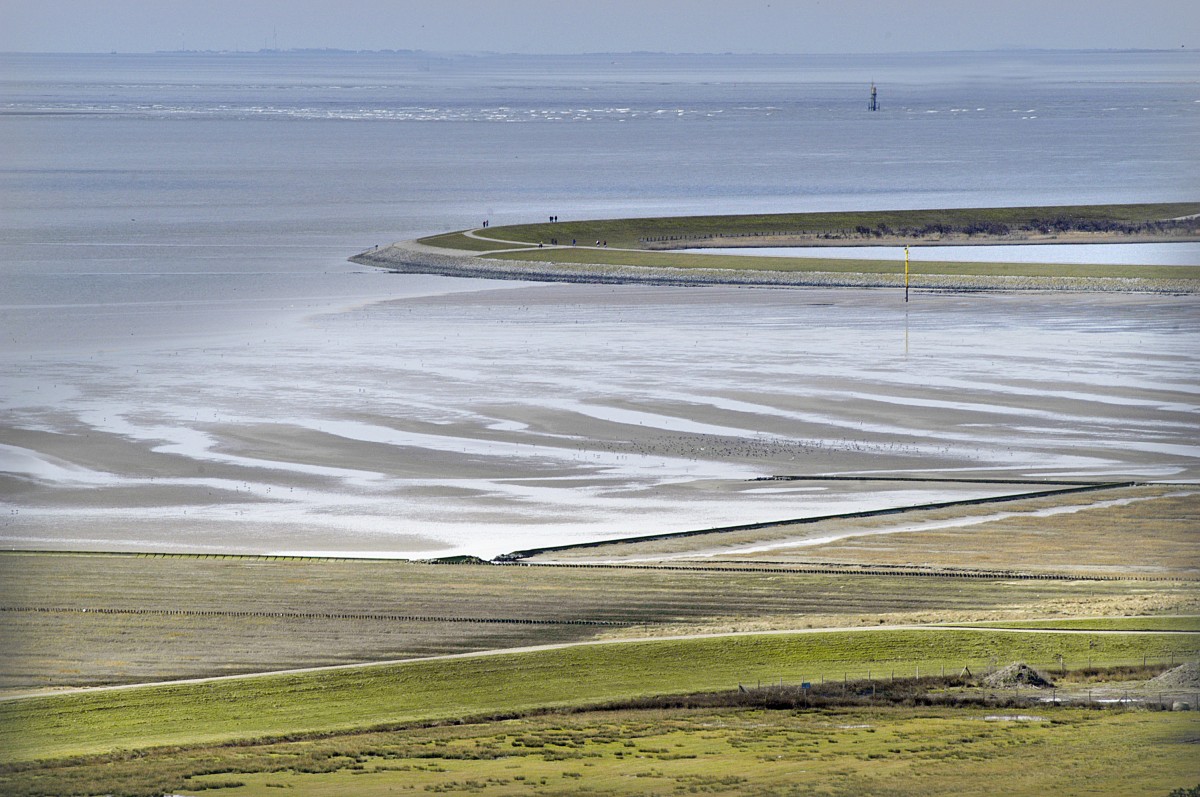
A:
[{"left": 352, "top": 239, "right": 1200, "bottom": 294}]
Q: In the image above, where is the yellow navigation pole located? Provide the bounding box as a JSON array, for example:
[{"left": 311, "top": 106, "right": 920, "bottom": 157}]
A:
[{"left": 904, "top": 245, "right": 910, "bottom": 302}]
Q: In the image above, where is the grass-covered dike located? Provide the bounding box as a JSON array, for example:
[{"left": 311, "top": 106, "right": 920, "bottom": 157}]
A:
[
  {"left": 2, "top": 627, "right": 1196, "bottom": 763},
  {"left": 378, "top": 202, "right": 1200, "bottom": 288},
  {"left": 456, "top": 202, "right": 1200, "bottom": 250}
]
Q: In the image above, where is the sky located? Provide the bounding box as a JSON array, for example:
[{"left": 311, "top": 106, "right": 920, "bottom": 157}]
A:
[{"left": 2, "top": 0, "right": 1198, "bottom": 54}]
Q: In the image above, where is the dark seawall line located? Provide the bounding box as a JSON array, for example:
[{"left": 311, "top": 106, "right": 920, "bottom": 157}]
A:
[{"left": 494, "top": 481, "right": 1139, "bottom": 562}]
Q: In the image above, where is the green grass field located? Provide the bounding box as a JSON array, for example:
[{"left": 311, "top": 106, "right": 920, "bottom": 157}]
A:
[
  {"left": 2, "top": 627, "right": 1196, "bottom": 764},
  {"left": 3, "top": 706, "right": 1197, "bottom": 797},
  {"left": 418, "top": 231, "right": 531, "bottom": 252}
]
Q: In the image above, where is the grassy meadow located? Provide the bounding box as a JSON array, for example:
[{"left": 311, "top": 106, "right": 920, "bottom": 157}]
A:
[
  {"left": 3, "top": 549, "right": 1195, "bottom": 689},
  {"left": 417, "top": 231, "right": 531, "bottom": 252},
  {"left": 3, "top": 706, "right": 1198, "bottom": 797},
  {"left": 1, "top": 625, "right": 1197, "bottom": 764},
  {"left": 2, "top": 518, "right": 1197, "bottom": 793}
]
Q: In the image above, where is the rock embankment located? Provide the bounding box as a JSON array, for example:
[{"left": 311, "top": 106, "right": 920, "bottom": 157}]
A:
[{"left": 351, "top": 241, "right": 1199, "bottom": 294}]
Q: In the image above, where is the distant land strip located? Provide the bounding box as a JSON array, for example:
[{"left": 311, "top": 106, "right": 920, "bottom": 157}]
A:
[
  {"left": 495, "top": 480, "right": 1138, "bottom": 562},
  {"left": 0, "top": 551, "right": 1180, "bottom": 582},
  {"left": 353, "top": 202, "right": 1200, "bottom": 290},
  {"left": 500, "top": 562, "right": 1183, "bottom": 583}
]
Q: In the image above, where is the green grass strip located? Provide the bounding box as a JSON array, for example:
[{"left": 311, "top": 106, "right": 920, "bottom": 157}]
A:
[
  {"left": 482, "top": 202, "right": 1200, "bottom": 249},
  {"left": 484, "top": 246, "right": 1200, "bottom": 280},
  {"left": 2, "top": 629, "right": 1195, "bottom": 763},
  {"left": 418, "top": 231, "right": 532, "bottom": 252},
  {"left": 962, "top": 616, "right": 1200, "bottom": 633}
]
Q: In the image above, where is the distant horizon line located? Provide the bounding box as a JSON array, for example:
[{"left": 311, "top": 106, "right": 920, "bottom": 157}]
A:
[{"left": 0, "top": 46, "right": 1193, "bottom": 58}]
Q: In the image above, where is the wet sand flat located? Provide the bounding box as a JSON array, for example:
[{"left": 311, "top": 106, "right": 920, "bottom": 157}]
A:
[{"left": 2, "top": 283, "right": 1197, "bottom": 559}]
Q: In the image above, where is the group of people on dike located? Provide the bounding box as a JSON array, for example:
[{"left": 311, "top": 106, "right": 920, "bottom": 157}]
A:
[{"left": 538, "top": 238, "right": 606, "bottom": 247}]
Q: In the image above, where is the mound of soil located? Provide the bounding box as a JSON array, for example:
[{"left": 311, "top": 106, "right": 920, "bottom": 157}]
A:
[
  {"left": 1148, "top": 662, "right": 1200, "bottom": 689},
  {"left": 984, "top": 663, "right": 1055, "bottom": 688}
]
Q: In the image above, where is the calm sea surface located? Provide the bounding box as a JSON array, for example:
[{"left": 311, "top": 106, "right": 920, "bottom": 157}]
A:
[
  {"left": 2, "top": 51, "right": 1198, "bottom": 556},
  {"left": 3, "top": 50, "right": 1198, "bottom": 350}
]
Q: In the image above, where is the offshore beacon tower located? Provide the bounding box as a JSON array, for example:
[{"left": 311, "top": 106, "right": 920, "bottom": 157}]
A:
[{"left": 869, "top": 82, "right": 878, "bottom": 111}]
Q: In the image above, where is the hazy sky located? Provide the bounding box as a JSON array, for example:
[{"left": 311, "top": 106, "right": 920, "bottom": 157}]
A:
[{"left": 3, "top": 0, "right": 1198, "bottom": 54}]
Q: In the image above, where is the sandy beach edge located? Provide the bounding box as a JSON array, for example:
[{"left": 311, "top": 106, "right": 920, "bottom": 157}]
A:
[{"left": 350, "top": 241, "right": 1200, "bottom": 293}]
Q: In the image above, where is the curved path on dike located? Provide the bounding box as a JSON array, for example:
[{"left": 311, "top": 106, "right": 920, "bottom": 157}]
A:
[
  {"left": 3, "top": 623, "right": 1194, "bottom": 703},
  {"left": 462, "top": 227, "right": 641, "bottom": 256}
]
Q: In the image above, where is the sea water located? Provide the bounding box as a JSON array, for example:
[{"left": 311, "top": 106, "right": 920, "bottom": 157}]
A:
[
  {"left": 3, "top": 50, "right": 1197, "bottom": 351},
  {"left": 2, "top": 50, "right": 1198, "bottom": 557}
]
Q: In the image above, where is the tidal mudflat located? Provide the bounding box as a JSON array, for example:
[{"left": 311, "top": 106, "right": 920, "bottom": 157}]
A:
[{"left": 2, "top": 283, "right": 1196, "bottom": 559}]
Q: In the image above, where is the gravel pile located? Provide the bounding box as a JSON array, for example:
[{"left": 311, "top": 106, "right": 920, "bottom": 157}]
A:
[
  {"left": 1148, "top": 662, "right": 1200, "bottom": 689},
  {"left": 984, "top": 663, "right": 1056, "bottom": 688}
]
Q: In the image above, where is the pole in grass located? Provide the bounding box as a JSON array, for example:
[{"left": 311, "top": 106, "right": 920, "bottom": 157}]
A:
[{"left": 904, "top": 245, "right": 910, "bottom": 302}]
